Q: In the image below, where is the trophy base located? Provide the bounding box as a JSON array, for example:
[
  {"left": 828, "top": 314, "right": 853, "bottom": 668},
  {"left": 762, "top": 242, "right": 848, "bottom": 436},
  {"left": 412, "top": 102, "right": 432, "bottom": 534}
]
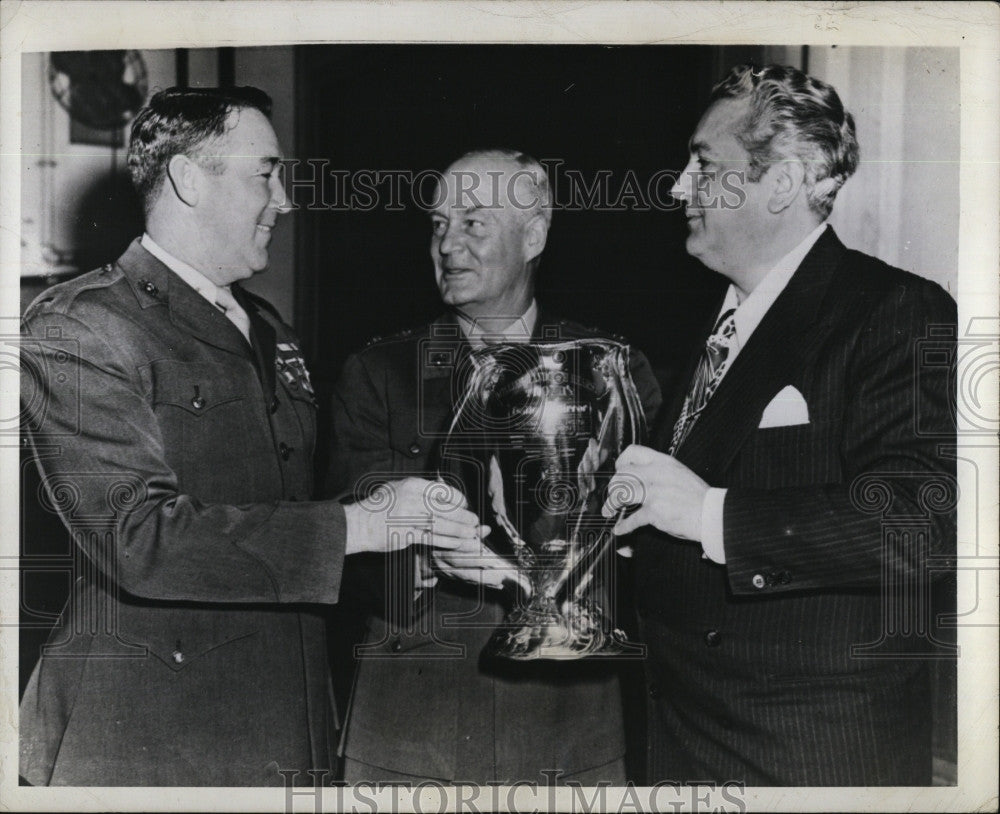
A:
[{"left": 487, "top": 604, "right": 632, "bottom": 661}]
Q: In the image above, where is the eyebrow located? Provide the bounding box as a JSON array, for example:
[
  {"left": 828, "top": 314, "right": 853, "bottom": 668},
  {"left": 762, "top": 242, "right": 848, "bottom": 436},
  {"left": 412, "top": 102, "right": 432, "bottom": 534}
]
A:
[
  {"left": 258, "top": 157, "right": 281, "bottom": 169},
  {"left": 430, "top": 205, "right": 489, "bottom": 218},
  {"left": 687, "top": 138, "right": 711, "bottom": 157}
]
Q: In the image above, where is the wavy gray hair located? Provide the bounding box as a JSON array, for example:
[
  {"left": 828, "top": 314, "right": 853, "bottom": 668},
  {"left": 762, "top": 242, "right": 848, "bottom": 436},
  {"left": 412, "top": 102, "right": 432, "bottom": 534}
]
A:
[{"left": 710, "top": 64, "right": 860, "bottom": 218}]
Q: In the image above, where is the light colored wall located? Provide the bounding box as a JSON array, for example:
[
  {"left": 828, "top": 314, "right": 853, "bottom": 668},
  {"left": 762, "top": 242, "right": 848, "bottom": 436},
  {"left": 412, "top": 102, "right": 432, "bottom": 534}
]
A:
[{"left": 808, "top": 46, "right": 960, "bottom": 297}]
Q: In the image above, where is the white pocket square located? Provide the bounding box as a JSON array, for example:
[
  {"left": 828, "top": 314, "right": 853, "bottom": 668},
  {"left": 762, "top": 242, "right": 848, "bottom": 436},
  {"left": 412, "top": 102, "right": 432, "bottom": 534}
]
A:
[{"left": 758, "top": 385, "right": 810, "bottom": 428}]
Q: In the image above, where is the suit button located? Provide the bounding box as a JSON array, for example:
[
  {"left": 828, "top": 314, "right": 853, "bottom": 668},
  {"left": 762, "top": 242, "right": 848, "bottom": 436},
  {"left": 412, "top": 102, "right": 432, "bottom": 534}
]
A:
[
  {"left": 172, "top": 650, "right": 184, "bottom": 664},
  {"left": 647, "top": 682, "right": 661, "bottom": 699},
  {"left": 752, "top": 574, "right": 766, "bottom": 589},
  {"left": 279, "top": 442, "right": 292, "bottom": 460},
  {"left": 704, "top": 629, "right": 721, "bottom": 647},
  {"left": 270, "top": 396, "right": 280, "bottom": 414},
  {"left": 409, "top": 442, "right": 421, "bottom": 455}
]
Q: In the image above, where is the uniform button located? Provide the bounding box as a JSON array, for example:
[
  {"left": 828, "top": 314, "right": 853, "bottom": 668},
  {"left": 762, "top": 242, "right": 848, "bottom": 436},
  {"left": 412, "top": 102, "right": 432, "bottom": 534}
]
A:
[
  {"left": 704, "top": 629, "right": 722, "bottom": 647},
  {"left": 752, "top": 574, "right": 766, "bottom": 589},
  {"left": 139, "top": 280, "right": 158, "bottom": 296},
  {"left": 391, "top": 637, "right": 403, "bottom": 652},
  {"left": 191, "top": 396, "right": 205, "bottom": 409},
  {"left": 409, "top": 442, "right": 421, "bottom": 455},
  {"left": 647, "top": 682, "right": 661, "bottom": 699},
  {"left": 778, "top": 570, "right": 792, "bottom": 585},
  {"left": 172, "top": 650, "right": 184, "bottom": 664},
  {"left": 270, "top": 396, "right": 280, "bottom": 414},
  {"left": 279, "top": 442, "right": 292, "bottom": 460}
]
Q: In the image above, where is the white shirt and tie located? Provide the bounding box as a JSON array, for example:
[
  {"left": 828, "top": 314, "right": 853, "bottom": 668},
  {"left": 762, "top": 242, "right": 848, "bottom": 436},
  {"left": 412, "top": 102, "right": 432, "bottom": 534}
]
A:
[
  {"left": 695, "top": 222, "right": 828, "bottom": 563},
  {"left": 141, "top": 234, "right": 252, "bottom": 344},
  {"left": 454, "top": 300, "right": 539, "bottom": 348}
]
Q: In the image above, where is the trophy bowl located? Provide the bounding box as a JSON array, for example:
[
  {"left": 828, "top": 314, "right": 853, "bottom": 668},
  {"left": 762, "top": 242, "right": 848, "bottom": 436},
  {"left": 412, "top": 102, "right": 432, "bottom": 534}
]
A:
[{"left": 441, "top": 339, "right": 647, "bottom": 660}]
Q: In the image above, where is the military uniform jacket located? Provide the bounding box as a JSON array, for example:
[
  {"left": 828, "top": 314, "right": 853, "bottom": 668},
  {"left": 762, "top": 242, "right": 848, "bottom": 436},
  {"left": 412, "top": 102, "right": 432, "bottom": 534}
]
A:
[
  {"left": 327, "top": 310, "right": 662, "bottom": 782},
  {"left": 20, "top": 239, "right": 346, "bottom": 786}
]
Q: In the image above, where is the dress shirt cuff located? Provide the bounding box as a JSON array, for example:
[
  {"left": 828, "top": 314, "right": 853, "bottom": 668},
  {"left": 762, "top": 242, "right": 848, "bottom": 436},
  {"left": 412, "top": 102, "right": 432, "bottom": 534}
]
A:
[{"left": 700, "top": 487, "right": 728, "bottom": 564}]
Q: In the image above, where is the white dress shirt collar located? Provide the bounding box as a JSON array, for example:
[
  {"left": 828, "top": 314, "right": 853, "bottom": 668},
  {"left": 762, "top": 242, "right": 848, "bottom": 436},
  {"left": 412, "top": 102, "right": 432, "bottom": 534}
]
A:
[
  {"left": 141, "top": 233, "right": 224, "bottom": 306},
  {"left": 724, "top": 222, "right": 829, "bottom": 351},
  {"left": 456, "top": 300, "right": 539, "bottom": 348}
]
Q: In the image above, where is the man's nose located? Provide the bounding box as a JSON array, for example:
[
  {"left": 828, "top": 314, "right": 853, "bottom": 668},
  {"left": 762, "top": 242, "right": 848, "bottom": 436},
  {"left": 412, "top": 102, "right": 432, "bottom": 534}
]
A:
[
  {"left": 270, "top": 167, "right": 291, "bottom": 214},
  {"left": 438, "top": 225, "right": 460, "bottom": 255},
  {"left": 671, "top": 157, "right": 697, "bottom": 204}
]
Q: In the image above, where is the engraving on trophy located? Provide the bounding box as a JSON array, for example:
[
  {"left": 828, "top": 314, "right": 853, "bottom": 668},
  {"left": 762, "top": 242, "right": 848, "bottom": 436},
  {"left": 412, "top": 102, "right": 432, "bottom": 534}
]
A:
[{"left": 441, "top": 340, "right": 647, "bottom": 660}]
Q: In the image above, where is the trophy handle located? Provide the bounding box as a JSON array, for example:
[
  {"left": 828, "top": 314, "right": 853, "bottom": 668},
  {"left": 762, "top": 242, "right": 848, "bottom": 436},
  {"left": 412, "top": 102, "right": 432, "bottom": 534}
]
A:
[{"left": 616, "top": 344, "right": 648, "bottom": 445}]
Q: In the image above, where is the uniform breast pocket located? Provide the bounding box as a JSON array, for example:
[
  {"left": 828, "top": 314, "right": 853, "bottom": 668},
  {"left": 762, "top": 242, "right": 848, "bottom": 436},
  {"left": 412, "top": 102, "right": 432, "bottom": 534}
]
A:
[
  {"left": 149, "top": 360, "right": 260, "bottom": 482},
  {"left": 281, "top": 384, "right": 318, "bottom": 457}
]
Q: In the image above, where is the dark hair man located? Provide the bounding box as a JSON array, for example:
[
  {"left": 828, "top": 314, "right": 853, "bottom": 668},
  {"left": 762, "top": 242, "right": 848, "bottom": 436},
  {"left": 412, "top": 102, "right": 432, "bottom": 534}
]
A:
[
  {"left": 326, "top": 149, "right": 662, "bottom": 784},
  {"left": 19, "top": 87, "right": 488, "bottom": 786},
  {"left": 604, "top": 64, "right": 956, "bottom": 785}
]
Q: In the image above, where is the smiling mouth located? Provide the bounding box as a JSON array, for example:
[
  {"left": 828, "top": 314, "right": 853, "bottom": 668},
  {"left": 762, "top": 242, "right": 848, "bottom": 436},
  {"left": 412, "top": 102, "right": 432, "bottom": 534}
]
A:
[{"left": 256, "top": 224, "right": 274, "bottom": 234}]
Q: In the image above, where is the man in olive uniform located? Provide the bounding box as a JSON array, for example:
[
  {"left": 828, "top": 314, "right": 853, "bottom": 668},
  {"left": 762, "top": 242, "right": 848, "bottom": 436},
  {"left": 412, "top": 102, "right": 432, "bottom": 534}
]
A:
[
  {"left": 328, "top": 149, "right": 662, "bottom": 784},
  {"left": 19, "top": 87, "right": 492, "bottom": 786}
]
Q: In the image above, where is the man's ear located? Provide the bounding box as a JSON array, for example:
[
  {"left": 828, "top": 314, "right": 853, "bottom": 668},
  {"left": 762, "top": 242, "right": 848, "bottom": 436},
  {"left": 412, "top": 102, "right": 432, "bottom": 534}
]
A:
[
  {"left": 767, "top": 159, "right": 806, "bottom": 214},
  {"left": 523, "top": 213, "right": 549, "bottom": 263},
  {"left": 165, "top": 154, "right": 201, "bottom": 208}
]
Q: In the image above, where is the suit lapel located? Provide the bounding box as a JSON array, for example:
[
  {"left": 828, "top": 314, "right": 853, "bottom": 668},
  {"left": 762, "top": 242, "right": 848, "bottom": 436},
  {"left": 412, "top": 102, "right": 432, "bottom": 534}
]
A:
[{"left": 674, "top": 227, "right": 847, "bottom": 478}]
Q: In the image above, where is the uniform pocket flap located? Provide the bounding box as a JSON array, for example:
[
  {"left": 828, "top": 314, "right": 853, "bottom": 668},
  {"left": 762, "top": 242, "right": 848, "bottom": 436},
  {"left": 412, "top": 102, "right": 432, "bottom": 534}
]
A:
[
  {"left": 149, "top": 360, "right": 251, "bottom": 415},
  {"left": 118, "top": 603, "right": 258, "bottom": 672},
  {"left": 387, "top": 410, "right": 428, "bottom": 458}
]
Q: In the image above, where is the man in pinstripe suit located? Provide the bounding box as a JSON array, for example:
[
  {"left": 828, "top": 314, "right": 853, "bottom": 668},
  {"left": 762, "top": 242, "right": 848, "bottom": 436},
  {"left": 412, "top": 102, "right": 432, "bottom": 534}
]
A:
[{"left": 604, "top": 65, "right": 956, "bottom": 785}]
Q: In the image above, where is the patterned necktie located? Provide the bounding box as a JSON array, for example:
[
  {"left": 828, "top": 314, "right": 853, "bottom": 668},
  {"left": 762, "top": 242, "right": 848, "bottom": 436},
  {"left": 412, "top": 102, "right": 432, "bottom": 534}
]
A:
[
  {"left": 214, "top": 286, "right": 252, "bottom": 344},
  {"left": 668, "top": 307, "right": 738, "bottom": 454}
]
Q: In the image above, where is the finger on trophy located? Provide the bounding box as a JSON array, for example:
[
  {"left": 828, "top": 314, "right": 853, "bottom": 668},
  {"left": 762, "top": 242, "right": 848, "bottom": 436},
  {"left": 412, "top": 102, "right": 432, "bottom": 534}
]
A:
[
  {"left": 425, "top": 514, "right": 479, "bottom": 540},
  {"left": 504, "top": 570, "right": 533, "bottom": 598}
]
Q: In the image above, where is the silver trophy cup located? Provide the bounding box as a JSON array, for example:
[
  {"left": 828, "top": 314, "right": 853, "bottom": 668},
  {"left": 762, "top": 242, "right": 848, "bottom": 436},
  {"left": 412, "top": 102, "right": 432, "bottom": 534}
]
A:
[{"left": 441, "top": 339, "right": 647, "bottom": 660}]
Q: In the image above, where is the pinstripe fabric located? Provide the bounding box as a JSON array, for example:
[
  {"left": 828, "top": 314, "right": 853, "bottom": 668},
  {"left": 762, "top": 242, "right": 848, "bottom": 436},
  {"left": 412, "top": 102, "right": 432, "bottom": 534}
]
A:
[{"left": 635, "top": 228, "right": 956, "bottom": 786}]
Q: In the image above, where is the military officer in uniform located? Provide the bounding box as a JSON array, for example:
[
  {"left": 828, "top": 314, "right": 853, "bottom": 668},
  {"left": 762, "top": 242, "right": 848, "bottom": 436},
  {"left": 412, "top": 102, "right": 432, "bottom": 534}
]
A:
[
  {"left": 328, "top": 149, "right": 662, "bottom": 784},
  {"left": 19, "top": 87, "right": 496, "bottom": 786}
]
